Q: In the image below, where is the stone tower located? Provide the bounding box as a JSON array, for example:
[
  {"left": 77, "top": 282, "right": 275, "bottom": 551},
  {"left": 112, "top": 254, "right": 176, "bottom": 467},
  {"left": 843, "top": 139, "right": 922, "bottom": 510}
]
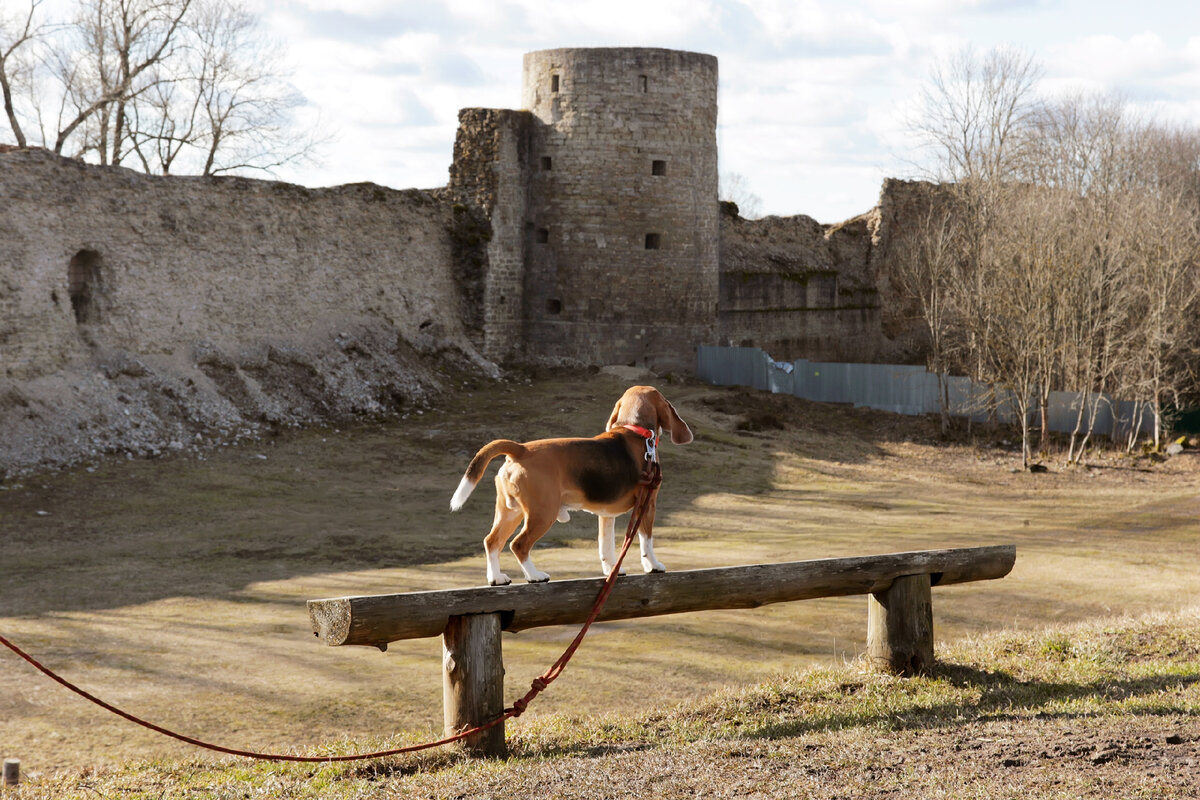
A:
[{"left": 519, "top": 47, "right": 719, "bottom": 370}]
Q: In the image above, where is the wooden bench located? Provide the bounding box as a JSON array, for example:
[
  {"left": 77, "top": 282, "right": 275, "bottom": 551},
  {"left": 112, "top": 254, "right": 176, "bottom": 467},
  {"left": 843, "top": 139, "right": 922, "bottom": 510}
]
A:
[{"left": 308, "top": 544, "right": 1015, "bottom": 756}]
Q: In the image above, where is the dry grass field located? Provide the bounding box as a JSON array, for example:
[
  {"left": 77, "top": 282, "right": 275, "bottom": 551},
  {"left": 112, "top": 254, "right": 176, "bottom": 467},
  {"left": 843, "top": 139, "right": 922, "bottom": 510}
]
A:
[{"left": 1, "top": 369, "right": 1197, "bottom": 797}]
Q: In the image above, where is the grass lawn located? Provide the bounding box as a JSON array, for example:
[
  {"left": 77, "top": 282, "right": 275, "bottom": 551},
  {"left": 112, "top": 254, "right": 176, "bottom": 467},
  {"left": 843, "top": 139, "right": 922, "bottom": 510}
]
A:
[{"left": 1, "top": 370, "right": 1197, "bottom": 795}]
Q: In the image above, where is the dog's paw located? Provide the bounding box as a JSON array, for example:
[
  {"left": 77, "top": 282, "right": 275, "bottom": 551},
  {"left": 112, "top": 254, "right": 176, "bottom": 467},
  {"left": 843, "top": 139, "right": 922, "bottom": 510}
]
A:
[
  {"left": 518, "top": 558, "right": 551, "bottom": 583},
  {"left": 489, "top": 574, "right": 512, "bottom": 586},
  {"left": 600, "top": 562, "right": 627, "bottom": 577},
  {"left": 642, "top": 558, "right": 666, "bottom": 574}
]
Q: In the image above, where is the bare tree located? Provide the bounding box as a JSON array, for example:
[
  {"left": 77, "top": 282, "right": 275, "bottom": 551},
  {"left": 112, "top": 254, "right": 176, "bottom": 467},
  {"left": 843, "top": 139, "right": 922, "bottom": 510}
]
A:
[
  {"left": 720, "top": 172, "right": 764, "bottom": 219},
  {"left": 0, "top": 0, "right": 45, "bottom": 147},
  {"left": 910, "top": 45, "right": 1042, "bottom": 187},
  {"left": 123, "top": 0, "right": 320, "bottom": 176},
  {"left": 6, "top": 0, "right": 323, "bottom": 176},
  {"left": 909, "top": 45, "right": 1044, "bottom": 411},
  {"left": 1120, "top": 190, "right": 1200, "bottom": 450},
  {"left": 53, "top": 0, "right": 192, "bottom": 161},
  {"left": 906, "top": 48, "right": 1200, "bottom": 463},
  {"left": 893, "top": 196, "right": 962, "bottom": 433}
]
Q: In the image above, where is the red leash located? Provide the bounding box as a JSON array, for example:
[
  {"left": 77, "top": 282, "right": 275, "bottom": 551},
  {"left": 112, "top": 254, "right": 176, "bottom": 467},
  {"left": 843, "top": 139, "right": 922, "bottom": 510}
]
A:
[{"left": 0, "top": 462, "right": 662, "bottom": 763}]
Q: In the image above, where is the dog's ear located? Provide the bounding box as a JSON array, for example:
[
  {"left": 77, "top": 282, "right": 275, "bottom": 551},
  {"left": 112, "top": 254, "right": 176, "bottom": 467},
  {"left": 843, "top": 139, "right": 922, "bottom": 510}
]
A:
[
  {"left": 606, "top": 396, "right": 625, "bottom": 431},
  {"left": 656, "top": 394, "right": 693, "bottom": 445}
]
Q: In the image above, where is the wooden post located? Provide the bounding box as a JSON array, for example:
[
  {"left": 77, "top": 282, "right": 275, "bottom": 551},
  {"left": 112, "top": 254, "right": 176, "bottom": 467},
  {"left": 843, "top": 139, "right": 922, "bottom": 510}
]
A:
[
  {"left": 867, "top": 573, "right": 934, "bottom": 676},
  {"left": 3, "top": 759, "right": 18, "bottom": 787},
  {"left": 442, "top": 613, "right": 506, "bottom": 757}
]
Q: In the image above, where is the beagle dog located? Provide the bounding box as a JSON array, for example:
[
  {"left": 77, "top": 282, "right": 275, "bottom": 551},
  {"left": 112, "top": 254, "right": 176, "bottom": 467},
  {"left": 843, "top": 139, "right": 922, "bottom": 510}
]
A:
[{"left": 450, "top": 385, "right": 692, "bottom": 586}]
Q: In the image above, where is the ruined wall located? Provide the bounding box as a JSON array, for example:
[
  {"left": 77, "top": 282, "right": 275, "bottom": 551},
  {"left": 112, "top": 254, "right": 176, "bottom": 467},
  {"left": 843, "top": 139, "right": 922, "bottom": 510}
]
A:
[
  {"left": 448, "top": 108, "right": 534, "bottom": 363},
  {"left": 0, "top": 148, "right": 490, "bottom": 474},
  {"left": 519, "top": 48, "right": 720, "bottom": 371},
  {"left": 717, "top": 179, "right": 941, "bottom": 364},
  {"left": 0, "top": 43, "right": 947, "bottom": 476},
  {"left": 866, "top": 177, "right": 947, "bottom": 358},
  {"left": 718, "top": 205, "right": 886, "bottom": 363}
]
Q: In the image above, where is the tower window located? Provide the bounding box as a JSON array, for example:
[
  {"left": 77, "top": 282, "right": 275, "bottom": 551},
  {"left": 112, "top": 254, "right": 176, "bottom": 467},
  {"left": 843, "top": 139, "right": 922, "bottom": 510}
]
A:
[
  {"left": 551, "top": 74, "right": 560, "bottom": 93},
  {"left": 546, "top": 298, "right": 562, "bottom": 315},
  {"left": 644, "top": 233, "right": 661, "bottom": 250},
  {"left": 537, "top": 227, "right": 550, "bottom": 244},
  {"left": 651, "top": 160, "right": 666, "bottom": 176},
  {"left": 638, "top": 74, "right": 648, "bottom": 93},
  {"left": 540, "top": 156, "right": 552, "bottom": 171}
]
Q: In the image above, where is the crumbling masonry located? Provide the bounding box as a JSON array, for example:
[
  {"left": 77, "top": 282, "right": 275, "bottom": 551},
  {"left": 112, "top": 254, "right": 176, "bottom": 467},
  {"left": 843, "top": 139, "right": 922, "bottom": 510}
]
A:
[{"left": 0, "top": 47, "right": 930, "bottom": 474}]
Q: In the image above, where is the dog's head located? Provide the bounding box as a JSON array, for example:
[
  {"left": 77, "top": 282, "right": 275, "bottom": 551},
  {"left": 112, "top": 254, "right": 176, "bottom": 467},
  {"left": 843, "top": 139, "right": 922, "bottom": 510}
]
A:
[{"left": 606, "top": 385, "right": 693, "bottom": 445}]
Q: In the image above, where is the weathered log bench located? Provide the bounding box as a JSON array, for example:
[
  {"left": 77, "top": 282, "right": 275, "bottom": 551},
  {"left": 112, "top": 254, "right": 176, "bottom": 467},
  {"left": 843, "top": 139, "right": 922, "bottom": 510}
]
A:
[{"left": 308, "top": 544, "right": 1015, "bottom": 756}]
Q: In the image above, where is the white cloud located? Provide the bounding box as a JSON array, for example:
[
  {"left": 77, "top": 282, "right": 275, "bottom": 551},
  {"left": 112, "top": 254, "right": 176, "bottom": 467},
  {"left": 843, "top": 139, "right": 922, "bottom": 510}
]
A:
[
  {"left": 1047, "top": 33, "right": 1194, "bottom": 87},
  {"left": 257, "top": 0, "right": 1200, "bottom": 221}
]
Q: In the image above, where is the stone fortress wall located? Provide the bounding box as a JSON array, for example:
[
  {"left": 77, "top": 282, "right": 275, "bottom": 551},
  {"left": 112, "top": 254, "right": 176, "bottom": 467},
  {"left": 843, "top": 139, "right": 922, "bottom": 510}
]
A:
[
  {"left": 717, "top": 177, "right": 934, "bottom": 364},
  {"left": 0, "top": 47, "right": 933, "bottom": 474},
  {"left": 1, "top": 151, "right": 478, "bottom": 383},
  {"left": 448, "top": 48, "right": 721, "bottom": 370},
  {"left": 518, "top": 48, "right": 720, "bottom": 368},
  {"left": 0, "top": 148, "right": 492, "bottom": 474}
]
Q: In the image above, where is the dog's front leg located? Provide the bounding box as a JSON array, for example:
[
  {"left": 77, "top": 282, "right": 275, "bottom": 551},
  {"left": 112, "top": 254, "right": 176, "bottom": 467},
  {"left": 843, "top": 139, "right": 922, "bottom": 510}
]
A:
[
  {"left": 597, "top": 515, "right": 626, "bottom": 577},
  {"left": 639, "top": 532, "right": 666, "bottom": 573},
  {"left": 637, "top": 495, "right": 665, "bottom": 573}
]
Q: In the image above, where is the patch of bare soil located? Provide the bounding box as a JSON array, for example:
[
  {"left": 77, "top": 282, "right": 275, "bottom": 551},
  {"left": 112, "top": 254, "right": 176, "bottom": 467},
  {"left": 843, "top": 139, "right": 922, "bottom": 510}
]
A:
[
  {"left": 699, "top": 383, "right": 1200, "bottom": 488},
  {"left": 442, "top": 717, "right": 1199, "bottom": 799}
]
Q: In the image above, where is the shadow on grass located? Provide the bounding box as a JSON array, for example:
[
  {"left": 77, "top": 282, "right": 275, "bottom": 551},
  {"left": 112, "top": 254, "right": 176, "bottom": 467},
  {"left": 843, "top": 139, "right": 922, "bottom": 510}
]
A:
[
  {"left": 745, "top": 662, "right": 1200, "bottom": 742},
  {"left": 1, "top": 380, "right": 796, "bottom": 617}
]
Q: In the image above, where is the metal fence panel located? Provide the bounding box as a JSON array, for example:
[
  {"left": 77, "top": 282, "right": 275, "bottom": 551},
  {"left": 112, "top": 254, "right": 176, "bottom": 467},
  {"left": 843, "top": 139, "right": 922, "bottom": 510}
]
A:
[
  {"left": 696, "top": 346, "right": 1155, "bottom": 437},
  {"left": 767, "top": 360, "right": 795, "bottom": 395},
  {"left": 697, "top": 345, "right": 769, "bottom": 391}
]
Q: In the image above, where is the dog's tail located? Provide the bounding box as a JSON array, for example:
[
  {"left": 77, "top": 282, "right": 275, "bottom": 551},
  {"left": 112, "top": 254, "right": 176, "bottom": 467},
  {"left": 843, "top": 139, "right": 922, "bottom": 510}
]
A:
[{"left": 449, "top": 439, "right": 528, "bottom": 511}]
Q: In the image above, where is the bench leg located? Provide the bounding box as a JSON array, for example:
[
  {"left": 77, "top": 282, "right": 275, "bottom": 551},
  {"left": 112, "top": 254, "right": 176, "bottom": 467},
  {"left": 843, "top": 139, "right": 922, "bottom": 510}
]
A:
[
  {"left": 867, "top": 573, "right": 934, "bottom": 676},
  {"left": 442, "top": 612, "right": 506, "bottom": 757}
]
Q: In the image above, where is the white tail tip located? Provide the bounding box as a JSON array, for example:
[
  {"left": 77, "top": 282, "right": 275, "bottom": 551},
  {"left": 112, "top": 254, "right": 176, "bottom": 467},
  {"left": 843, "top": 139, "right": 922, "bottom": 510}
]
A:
[{"left": 450, "top": 475, "right": 476, "bottom": 511}]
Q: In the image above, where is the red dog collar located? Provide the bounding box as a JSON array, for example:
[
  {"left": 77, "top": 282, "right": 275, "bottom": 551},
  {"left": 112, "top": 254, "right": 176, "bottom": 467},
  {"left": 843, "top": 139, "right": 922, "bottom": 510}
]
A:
[
  {"left": 622, "top": 424, "right": 659, "bottom": 463},
  {"left": 622, "top": 424, "right": 655, "bottom": 439}
]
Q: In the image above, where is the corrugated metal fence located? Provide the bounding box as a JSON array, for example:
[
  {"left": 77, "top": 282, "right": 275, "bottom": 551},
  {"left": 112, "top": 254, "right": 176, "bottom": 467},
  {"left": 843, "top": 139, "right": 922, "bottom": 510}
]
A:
[{"left": 696, "top": 345, "right": 1150, "bottom": 437}]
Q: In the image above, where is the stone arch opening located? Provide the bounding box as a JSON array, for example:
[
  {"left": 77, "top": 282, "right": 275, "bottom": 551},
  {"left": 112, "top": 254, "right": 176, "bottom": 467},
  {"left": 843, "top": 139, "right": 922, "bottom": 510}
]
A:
[{"left": 68, "top": 249, "right": 103, "bottom": 324}]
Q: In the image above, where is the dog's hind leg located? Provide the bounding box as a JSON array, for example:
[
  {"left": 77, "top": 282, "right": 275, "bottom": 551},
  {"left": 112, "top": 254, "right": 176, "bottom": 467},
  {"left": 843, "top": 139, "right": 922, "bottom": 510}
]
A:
[
  {"left": 597, "top": 515, "right": 625, "bottom": 577},
  {"left": 483, "top": 495, "right": 522, "bottom": 587},
  {"left": 509, "top": 512, "right": 555, "bottom": 583}
]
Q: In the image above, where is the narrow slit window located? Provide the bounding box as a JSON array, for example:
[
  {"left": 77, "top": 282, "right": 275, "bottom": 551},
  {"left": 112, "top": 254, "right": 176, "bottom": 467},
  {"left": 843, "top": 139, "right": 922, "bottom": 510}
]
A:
[
  {"left": 537, "top": 227, "right": 550, "bottom": 244},
  {"left": 540, "top": 156, "right": 552, "bottom": 171},
  {"left": 546, "top": 298, "right": 562, "bottom": 314},
  {"left": 644, "top": 233, "right": 661, "bottom": 250},
  {"left": 551, "top": 74, "right": 560, "bottom": 93},
  {"left": 651, "top": 160, "right": 666, "bottom": 176},
  {"left": 638, "top": 74, "right": 648, "bottom": 93}
]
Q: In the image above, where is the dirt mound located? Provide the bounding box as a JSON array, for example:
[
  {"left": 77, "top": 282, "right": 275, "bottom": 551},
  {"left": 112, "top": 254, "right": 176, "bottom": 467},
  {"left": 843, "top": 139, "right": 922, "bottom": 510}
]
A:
[{"left": 0, "top": 317, "right": 479, "bottom": 477}]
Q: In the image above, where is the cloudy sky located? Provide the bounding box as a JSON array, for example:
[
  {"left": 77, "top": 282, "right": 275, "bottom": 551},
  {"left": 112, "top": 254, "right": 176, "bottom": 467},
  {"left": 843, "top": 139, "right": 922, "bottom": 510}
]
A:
[{"left": 254, "top": 0, "right": 1200, "bottom": 222}]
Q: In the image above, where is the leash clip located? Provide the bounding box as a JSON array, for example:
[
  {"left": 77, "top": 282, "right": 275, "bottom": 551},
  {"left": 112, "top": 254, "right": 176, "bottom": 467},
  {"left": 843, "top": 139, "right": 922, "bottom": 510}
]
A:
[{"left": 644, "top": 430, "right": 658, "bottom": 463}]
